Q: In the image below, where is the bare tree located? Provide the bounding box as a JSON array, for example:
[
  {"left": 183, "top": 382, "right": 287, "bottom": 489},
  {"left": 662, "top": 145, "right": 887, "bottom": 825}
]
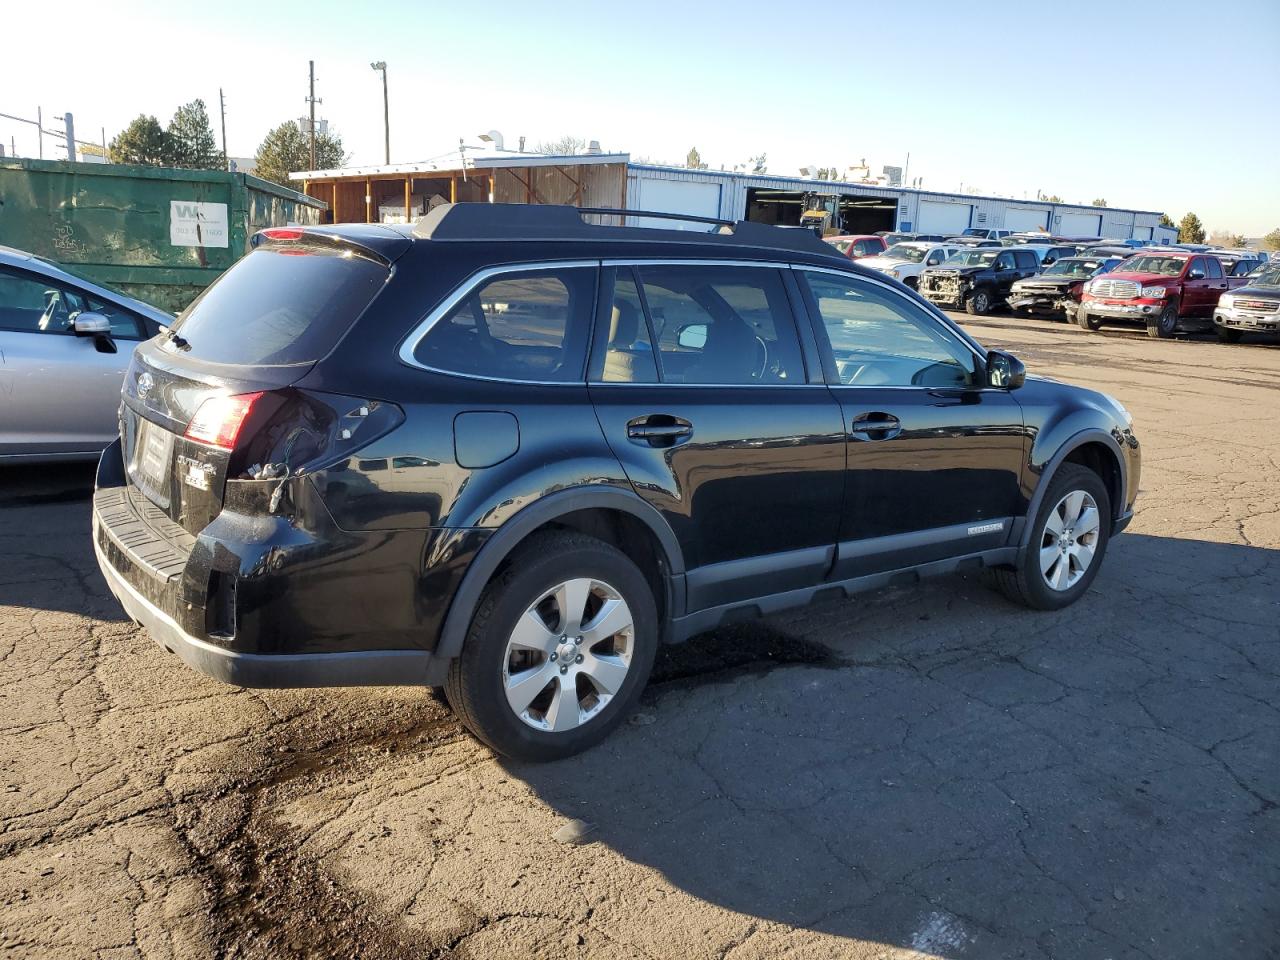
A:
[
  {"left": 533, "top": 135, "right": 586, "bottom": 156},
  {"left": 749, "top": 153, "right": 767, "bottom": 174}
]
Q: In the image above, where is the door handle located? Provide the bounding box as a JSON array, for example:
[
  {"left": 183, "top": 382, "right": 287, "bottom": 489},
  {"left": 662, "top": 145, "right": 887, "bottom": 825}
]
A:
[
  {"left": 627, "top": 414, "right": 692, "bottom": 447},
  {"left": 850, "top": 413, "right": 902, "bottom": 440}
]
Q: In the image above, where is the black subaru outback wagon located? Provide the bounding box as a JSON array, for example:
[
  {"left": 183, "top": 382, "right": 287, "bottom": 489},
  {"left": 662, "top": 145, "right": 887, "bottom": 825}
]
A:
[{"left": 93, "top": 204, "right": 1140, "bottom": 761}]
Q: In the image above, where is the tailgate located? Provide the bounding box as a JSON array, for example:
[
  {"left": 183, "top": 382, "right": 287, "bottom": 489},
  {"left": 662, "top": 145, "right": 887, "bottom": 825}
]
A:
[{"left": 120, "top": 344, "right": 308, "bottom": 536}]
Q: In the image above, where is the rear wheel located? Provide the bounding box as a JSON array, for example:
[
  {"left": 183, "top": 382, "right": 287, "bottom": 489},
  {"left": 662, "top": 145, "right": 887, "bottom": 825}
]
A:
[
  {"left": 1147, "top": 304, "right": 1178, "bottom": 339},
  {"left": 988, "top": 463, "right": 1111, "bottom": 611},
  {"left": 966, "top": 288, "right": 992, "bottom": 315},
  {"left": 1216, "top": 326, "right": 1242, "bottom": 343},
  {"left": 445, "top": 532, "right": 658, "bottom": 761}
]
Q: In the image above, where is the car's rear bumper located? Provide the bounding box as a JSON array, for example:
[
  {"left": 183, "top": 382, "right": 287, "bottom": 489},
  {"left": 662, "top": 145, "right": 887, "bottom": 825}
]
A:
[
  {"left": 94, "top": 530, "right": 443, "bottom": 687},
  {"left": 92, "top": 439, "right": 452, "bottom": 687}
]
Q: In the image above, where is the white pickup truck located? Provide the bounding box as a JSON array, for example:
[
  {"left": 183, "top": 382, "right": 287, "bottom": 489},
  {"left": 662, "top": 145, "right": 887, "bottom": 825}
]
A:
[{"left": 857, "top": 241, "right": 959, "bottom": 290}]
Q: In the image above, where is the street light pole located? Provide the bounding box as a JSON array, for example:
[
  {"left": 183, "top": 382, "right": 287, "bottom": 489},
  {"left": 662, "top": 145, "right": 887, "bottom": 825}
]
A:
[{"left": 371, "top": 61, "right": 389, "bottom": 164}]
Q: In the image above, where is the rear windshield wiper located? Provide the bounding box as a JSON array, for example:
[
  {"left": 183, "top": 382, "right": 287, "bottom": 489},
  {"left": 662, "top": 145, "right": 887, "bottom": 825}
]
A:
[{"left": 159, "top": 325, "right": 190, "bottom": 350}]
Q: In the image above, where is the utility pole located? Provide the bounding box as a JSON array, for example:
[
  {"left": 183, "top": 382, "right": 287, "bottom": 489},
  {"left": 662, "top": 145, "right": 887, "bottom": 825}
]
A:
[
  {"left": 37, "top": 106, "right": 43, "bottom": 159},
  {"left": 370, "top": 61, "right": 389, "bottom": 165},
  {"left": 219, "top": 88, "right": 229, "bottom": 171},
  {"left": 306, "top": 60, "right": 318, "bottom": 171},
  {"left": 63, "top": 113, "right": 76, "bottom": 161}
]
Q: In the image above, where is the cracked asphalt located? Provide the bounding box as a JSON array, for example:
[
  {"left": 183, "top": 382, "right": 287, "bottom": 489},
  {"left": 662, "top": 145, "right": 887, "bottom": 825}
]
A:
[{"left": 2, "top": 317, "right": 1278, "bottom": 959}]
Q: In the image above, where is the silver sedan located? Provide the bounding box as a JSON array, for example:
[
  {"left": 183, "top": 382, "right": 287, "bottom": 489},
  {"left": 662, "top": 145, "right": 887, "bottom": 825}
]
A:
[{"left": 0, "top": 246, "right": 173, "bottom": 463}]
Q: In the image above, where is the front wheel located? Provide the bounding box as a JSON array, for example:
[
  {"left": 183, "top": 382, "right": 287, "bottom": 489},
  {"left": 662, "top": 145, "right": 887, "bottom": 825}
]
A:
[
  {"left": 1077, "top": 308, "right": 1103, "bottom": 331},
  {"left": 1147, "top": 304, "right": 1178, "bottom": 339},
  {"left": 965, "top": 288, "right": 992, "bottom": 315},
  {"left": 987, "top": 463, "right": 1112, "bottom": 611},
  {"left": 445, "top": 531, "right": 658, "bottom": 761},
  {"left": 904, "top": 276, "right": 919, "bottom": 291},
  {"left": 1216, "top": 326, "right": 1242, "bottom": 343}
]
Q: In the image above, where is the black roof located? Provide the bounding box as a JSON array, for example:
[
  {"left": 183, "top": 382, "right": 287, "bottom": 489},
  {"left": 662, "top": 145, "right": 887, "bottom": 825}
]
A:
[{"left": 404, "top": 203, "right": 839, "bottom": 257}]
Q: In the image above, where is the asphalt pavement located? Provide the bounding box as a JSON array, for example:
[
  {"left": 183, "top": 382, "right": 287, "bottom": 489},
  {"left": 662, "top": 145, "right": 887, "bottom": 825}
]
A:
[{"left": 1, "top": 317, "right": 1277, "bottom": 959}]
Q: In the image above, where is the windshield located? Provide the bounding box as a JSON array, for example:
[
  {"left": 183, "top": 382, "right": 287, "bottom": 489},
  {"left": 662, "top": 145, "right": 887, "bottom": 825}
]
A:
[
  {"left": 883, "top": 233, "right": 912, "bottom": 244},
  {"left": 1044, "top": 259, "right": 1102, "bottom": 278},
  {"left": 883, "top": 244, "right": 926, "bottom": 263},
  {"left": 942, "top": 250, "right": 999, "bottom": 267},
  {"left": 830, "top": 239, "right": 854, "bottom": 254},
  {"left": 961, "top": 229, "right": 987, "bottom": 237},
  {"left": 1115, "top": 255, "right": 1187, "bottom": 276},
  {"left": 1248, "top": 265, "right": 1280, "bottom": 288}
]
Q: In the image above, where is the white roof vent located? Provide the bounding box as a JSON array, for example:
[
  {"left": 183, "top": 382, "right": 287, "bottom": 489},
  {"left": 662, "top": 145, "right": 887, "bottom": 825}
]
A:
[{"left": 585, "top": 140, "right": 603, "bottom": 155}]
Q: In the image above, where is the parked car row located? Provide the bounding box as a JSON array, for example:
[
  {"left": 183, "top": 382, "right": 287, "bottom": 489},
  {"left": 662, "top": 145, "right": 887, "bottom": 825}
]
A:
[{"left": 840, "top": 229, "right": 1277, "bottom": 344}]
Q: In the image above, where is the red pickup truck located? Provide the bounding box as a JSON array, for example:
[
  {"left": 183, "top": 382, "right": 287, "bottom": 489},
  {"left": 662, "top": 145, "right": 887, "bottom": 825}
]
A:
[{"left": 1077, "top": 251, "right": 1245, "bottom": 338}]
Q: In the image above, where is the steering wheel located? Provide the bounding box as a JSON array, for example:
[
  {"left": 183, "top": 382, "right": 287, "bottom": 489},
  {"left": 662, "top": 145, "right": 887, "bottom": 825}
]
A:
[
  {"left": 752, "top": 335, "right": 769, "bottom": 380},
  {"left": 38, "top": 290, "right": 69, "bottom": 332}
]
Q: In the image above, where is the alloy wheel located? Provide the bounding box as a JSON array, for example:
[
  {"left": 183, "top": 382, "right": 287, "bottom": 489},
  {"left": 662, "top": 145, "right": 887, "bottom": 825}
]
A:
[
  {"left": 502, "top": 578, "right": 634, "bottom": 732},
  {"left": 1039, "top": 490, "right": 1101, "bottom": 591}
]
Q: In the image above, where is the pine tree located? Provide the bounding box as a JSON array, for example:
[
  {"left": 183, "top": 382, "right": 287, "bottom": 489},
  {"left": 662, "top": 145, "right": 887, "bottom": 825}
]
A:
[
  {"left": 254, "top": 121, "right": 346, "bottom": 186},
  {"left": 108, "top": 115, "right": 169, "bottom": 166},
  {"left": 1178, "top": 212, "right": 1206, "bottom": 244},
  {"left": 165, "top": 100, "right": 223, "bottom": 170}
]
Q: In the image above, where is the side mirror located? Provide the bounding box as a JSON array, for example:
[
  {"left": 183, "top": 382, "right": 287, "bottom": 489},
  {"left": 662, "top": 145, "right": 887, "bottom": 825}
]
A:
[
  {"left": 986, "top": 350, "right": 1026, "bottom": 390},
  {"left": 72, "top": 312, "right": 112, "bottom": 336},
  {"left": 1187, "top": 269, "right": 1205, "bottom": 280},
  {"left": 677, "top": 324, "right": 708, "bottom": 350},
  {"left": 927, "top": 257, "right": 940, "bottom": 266}
]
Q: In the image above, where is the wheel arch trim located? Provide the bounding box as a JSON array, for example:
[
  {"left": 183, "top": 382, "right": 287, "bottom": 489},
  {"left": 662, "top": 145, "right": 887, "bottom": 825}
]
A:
[
  {"left": 1018, "top": 428, "right": 1127, "bottom": 550},
  {"left": 435, "top": 486, "right": 684, "bottom": 661}
]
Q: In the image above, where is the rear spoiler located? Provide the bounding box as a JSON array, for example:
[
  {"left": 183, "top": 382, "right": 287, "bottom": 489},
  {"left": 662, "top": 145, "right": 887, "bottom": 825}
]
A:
[{"left": 250, "top": 225, "right": 410, "bottom": 266}]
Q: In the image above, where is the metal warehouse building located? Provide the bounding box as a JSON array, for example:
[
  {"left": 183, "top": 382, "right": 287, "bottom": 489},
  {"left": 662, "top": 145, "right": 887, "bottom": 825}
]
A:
[
  {"left": 294, "top": 153, "right": 1171, "bottom": 242},
  {"left": 625, "top": 164, "right": 1174, "bottom": 242}
]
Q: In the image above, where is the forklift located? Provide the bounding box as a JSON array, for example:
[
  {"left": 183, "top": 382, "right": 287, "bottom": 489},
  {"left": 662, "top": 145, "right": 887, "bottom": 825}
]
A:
[{"left": 798, "top": 194, "right": 845, "bottom": 237}]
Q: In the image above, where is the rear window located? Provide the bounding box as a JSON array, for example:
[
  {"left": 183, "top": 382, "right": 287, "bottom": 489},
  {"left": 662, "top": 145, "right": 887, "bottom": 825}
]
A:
[{"left": 164, "top": 242, "right": 389, "bottom": 365}]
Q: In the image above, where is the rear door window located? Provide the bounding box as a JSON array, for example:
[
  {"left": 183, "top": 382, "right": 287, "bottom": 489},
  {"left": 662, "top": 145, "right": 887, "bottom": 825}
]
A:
[
  {"left": 163, "top": 241, "right": 390, "bottom": 365},
  {"left": 1014, "top": 251, "right": 1039, "bottom": 270},
  {"left": 413, "top": 267, "right": 595, "bottom": 382},
  {"left": 634, "top": 264, "right": 805, "bottom": 385},
  {"left": 1204, "top": 257, "right": 1224, "bottom": 279}
]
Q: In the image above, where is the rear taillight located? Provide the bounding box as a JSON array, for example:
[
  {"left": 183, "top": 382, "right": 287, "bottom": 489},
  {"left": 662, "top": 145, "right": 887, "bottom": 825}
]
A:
[{"left": 185, "top": 393, "right": 264, "bottom": 449}]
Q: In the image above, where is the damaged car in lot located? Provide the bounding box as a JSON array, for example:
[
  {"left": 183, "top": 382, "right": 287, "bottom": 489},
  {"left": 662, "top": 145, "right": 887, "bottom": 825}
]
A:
[
  {"left": 857, "top": 241, "right": 958, "bottom": 290},
  {"left": 1008, "top": 256, "right": 1125, "bottom": 321},
  {"left": 919, "top": 247, "right": 1040, "bottom": 315},
  {"left": 91, "top": 204, "right": 1141, "bottom": 761}
]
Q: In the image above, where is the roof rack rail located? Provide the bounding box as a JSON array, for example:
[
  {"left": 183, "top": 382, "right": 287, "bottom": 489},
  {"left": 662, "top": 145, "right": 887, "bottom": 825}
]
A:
[
  {"left": 576, "top": 206, "right": 734, "bottom": 227},
  {"left": 410, "top": 203, "right": 836, "bottom": 257}
]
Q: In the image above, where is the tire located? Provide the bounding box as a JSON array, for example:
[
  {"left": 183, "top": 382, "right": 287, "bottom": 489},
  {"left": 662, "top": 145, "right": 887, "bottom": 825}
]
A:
[
  {"left": 988, "top": 463, "right": 1112, "bottom": 612},
  {"left": 1147, "top": 304, "right": 1178, "bottom": 339},
  {"left": 965, "top": 288, "right": 992, "bottom": 316},
  {"left": 904, "top": 276, "right": 918, "bottom": 291},
  {"left": 1077, "top": 309, "right": 1103, "bottom": 331},
  {"left": 1216, "top": 326, "right": 1242, "bottom": 343},
  {"left": 445, "top": 531, "right": 658, "bottom": 762}
]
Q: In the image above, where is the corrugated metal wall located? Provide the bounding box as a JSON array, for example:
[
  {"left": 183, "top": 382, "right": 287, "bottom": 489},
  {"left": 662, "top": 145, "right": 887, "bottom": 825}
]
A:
[{"left": 627, "top": 165, "right": 1168, "bottom": 240}]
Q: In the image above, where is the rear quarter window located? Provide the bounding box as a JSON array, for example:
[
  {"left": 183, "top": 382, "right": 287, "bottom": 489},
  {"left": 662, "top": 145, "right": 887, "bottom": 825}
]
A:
[
  {"left": 412, "top": 267, "right": 595, "bottom": 382},
  {"left": 164, "top": 242, "right": 390, "bottom": 365}
]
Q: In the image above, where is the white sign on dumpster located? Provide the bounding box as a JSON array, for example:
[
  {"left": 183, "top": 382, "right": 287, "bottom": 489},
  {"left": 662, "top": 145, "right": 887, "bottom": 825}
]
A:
[{"left": 169, "top": 201, "right": 229, "bottom": 248}]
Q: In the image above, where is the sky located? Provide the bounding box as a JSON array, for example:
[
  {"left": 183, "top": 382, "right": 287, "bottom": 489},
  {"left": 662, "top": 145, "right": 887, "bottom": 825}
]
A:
[{"left": 3, "top": 0, "right": 1278, "bottom": 234}]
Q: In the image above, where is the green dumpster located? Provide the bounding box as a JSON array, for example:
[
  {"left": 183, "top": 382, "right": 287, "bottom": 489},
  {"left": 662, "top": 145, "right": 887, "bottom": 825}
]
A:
[{"left": 0, "top": 158, "right": 327, "bottom": 314}]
